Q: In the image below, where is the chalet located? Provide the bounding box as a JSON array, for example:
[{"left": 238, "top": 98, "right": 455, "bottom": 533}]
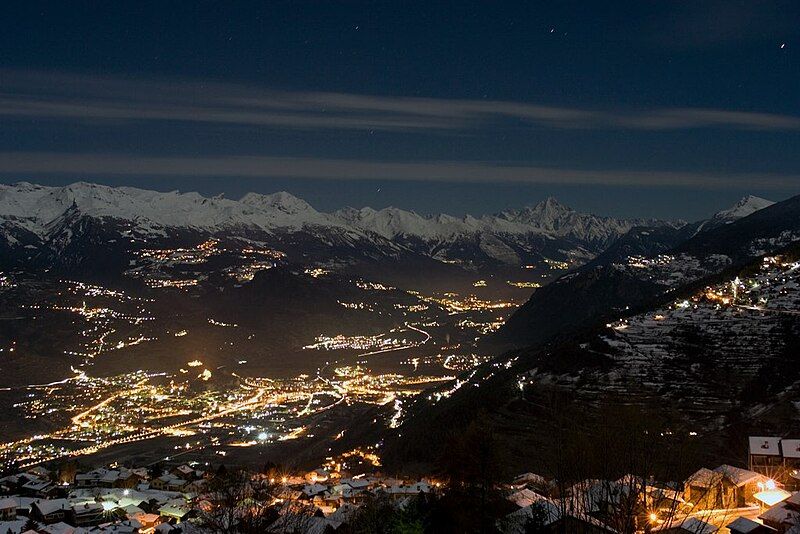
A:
[
  {"left": 750, "top": 437, "right": 783, "bottom": 470},
  {"left": 714, "top": 465, "right": 773, "bottom": 506},
  {"left": 130, "top": 511, "right": 161, "bottom": 530},
  {"left": 301, "top": 483, "right": 328, "bottom": 498},
  {"left": 157, "top": 502, "right": 192, "bottom": 523},
  {"left": 0, "top": 497, "right": 18, "bottom": 520},
  {"left": 377, "top": 481, "right": 432, "bottom": 500},
  {"left": 150, "top": 474, "right": 186, "bottom": 492},
  {"left": 171, "top": 464, "right": 199, "bottom": 481},
  {"left": 183, "top": 478, "right": 206, "bottom": 495},
  {"left": 30, "top": 498, "right": 70, "bottom": 524},
  {"left": 759, "top": 501, "right": 800, "bottom": 532},
  {"left": 749, "top": 436, "right": 800, "bottom": 489},
  {"left": 726, "top": 516, "right": 778, "bottom": 534},
  {"left": 782, "top": 439, "right": 800, "bottom": 490},
  {"left": 75, "top": 469, "right": 109, "bottom": 488},
  {"left": 113, "top": 470, "right": 142, "bottom": 489},
  {"left": 69, "top": 502, "right": 104, "bottom": 526},
  {"left": 21, "top": 478, "right": 55, "bottom": 497},
  {"left": 684, "top": 468, "right": 727, "bottom": 509},
  {"left": 338, "top": 477, "right": 371, "bottom": 491},
  {"left": 26, "top": 467, "right": 51, "bottom": 480},
  {"left": 683, "top": 465, "right": 769, "bottom": 510}
]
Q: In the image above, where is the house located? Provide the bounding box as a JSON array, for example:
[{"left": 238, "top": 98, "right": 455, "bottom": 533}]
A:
[
  {"left": 184, "top": 478, "right": 206, "bottom": 495},
  {"left": 750, "top": 437, "right": 783, "bottom": 471},
  {"left": 157, "top": 502, "right": 192, "bottom": 523},
  {"left": 748, "top": 436, "right": 800, "bottom": 489},
  {"left": 714, "top": 464, "right": 773, "bottom": 506},
  {"left": 113, "top": 469, "right": 142, "bottom": 489},
  {"left": 76, "top": 469, "right": 110, "bottom": 488},
  {"left": 759, "top": 501, "right": 800, "bottom": 532},
  {"left": 301, "top": 483, "right": 328, "bottom": 498},
  {"left": 782, "top": 440, "right": 800, "bottom": 490},
  {"left": 150, "top": 474, "right": 186, "bottom": 492},
  {"left": 21, "top": 478, "right": 54, "bottom": 497},
  {"left": 26, "top": 467, "right": 51, "bottom": 480},
  {"left": 130, "top": 511, "right": 161, "bottom": 530},
  {"left": 30, "top": 498, "right": 71, "bottom": 524},
  {"left": 171, "top": 465, "right": 197, "bottom": 480},
  {"left": 69, "top": 502, "right": 104, "bottom": 526},
  {"left": 0, "top": 497, "right": 18, "bottom": 521},
  {"left": 683, "top": 465, "right": 768, "bottom": 510},
  {"left": 727, "top": 516, "right": 778, "bottom": 534}
]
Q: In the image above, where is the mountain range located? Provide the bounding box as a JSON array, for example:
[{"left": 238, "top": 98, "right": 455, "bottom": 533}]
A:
[{"left": 0, "top": 181, "right": 679, "bottom": 274}]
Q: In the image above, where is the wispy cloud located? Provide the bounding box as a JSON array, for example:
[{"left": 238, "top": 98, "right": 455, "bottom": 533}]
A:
[
  {"left": 1, "top": 70, "right": 799, "bottom": 133},
  {"left": 1, "top": 151, "right": 798, "bottom": 189}
]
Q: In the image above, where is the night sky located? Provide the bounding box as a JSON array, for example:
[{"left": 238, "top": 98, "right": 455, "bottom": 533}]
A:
[{"left": 1, "top": 1, "right": 798, "bottom": 220}]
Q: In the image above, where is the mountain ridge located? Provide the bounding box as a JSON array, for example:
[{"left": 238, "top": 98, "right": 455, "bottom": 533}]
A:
[{"left": 0, "top": 181, "right": 681, "bottom": 269}]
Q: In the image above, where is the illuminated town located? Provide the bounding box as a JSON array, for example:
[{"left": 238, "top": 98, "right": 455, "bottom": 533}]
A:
[{"left": 2, "top": 2, "right": 800, "bottom": 530}]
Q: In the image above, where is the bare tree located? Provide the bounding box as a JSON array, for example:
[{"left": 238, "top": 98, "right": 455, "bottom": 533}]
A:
[{"left": 197, "top": 469, "right": 279, "bottom": 534}]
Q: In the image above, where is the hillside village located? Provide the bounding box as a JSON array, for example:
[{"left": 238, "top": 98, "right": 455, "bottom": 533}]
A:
[{"left": 0, "top": 436, "right": 798, "bottom": 533}]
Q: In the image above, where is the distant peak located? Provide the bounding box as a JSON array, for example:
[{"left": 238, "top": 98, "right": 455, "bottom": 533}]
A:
[
  {"left": 736, "top": 195, "right": 772, "bottom": 207},
  {"left": 241, "top": 191, "right": 312, "bottom": 212},
  {"left": 513, "top": 197, "right": 574, "bottom": 216},
  {"left": 713, "top": 195, "right": 774, "bottom": 221}
]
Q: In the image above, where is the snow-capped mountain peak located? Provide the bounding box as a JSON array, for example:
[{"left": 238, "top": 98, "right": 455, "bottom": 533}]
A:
[
  {"left": 240, "top": 191, "right": 314, "bottom": 215},
  {"left": 691, "top": 195, "right": 776, "bottom": 234},
  {"left": 712, "top": 195, "right": 774, "bottom": 223}
]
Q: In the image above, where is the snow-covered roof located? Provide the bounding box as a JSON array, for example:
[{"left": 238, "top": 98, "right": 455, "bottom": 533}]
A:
[
  {"left": 0, "top": 497, "right": 19, "bottom": 509},
  {"left": 781, "top": 439, "right": 800, "bottom": 459},
  {"left": 726, "top": 516, "right": 767, "bottom": 534},
  {"left": 0, "top": 519, "right": 26, "bottom": 534},
  {"left": 301, "top": 483, "right": 328, "bottom": 497},
  {"left": 713, "top": 464, "right": 766, "bottom": 487},
  {"left": 760, "top": 501, "right": 800, "bottom": 526},
  {"left": 749, "top": 436, "right": 782, "bottom": 457},
  {"left": 157, "top": 503, "right": 190, "bottom": 518},
  {"left": 686, "top": 468, "right": 723, "bottom": 488},
  {"left": 507, "top": 488, "right": 546, "bottom": 508},
  {"left": 32, "top": 498, "right": 70, "bottom": 516},
  {"left": 39, "top": 521, "right": 82, "bottom": 534}
]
